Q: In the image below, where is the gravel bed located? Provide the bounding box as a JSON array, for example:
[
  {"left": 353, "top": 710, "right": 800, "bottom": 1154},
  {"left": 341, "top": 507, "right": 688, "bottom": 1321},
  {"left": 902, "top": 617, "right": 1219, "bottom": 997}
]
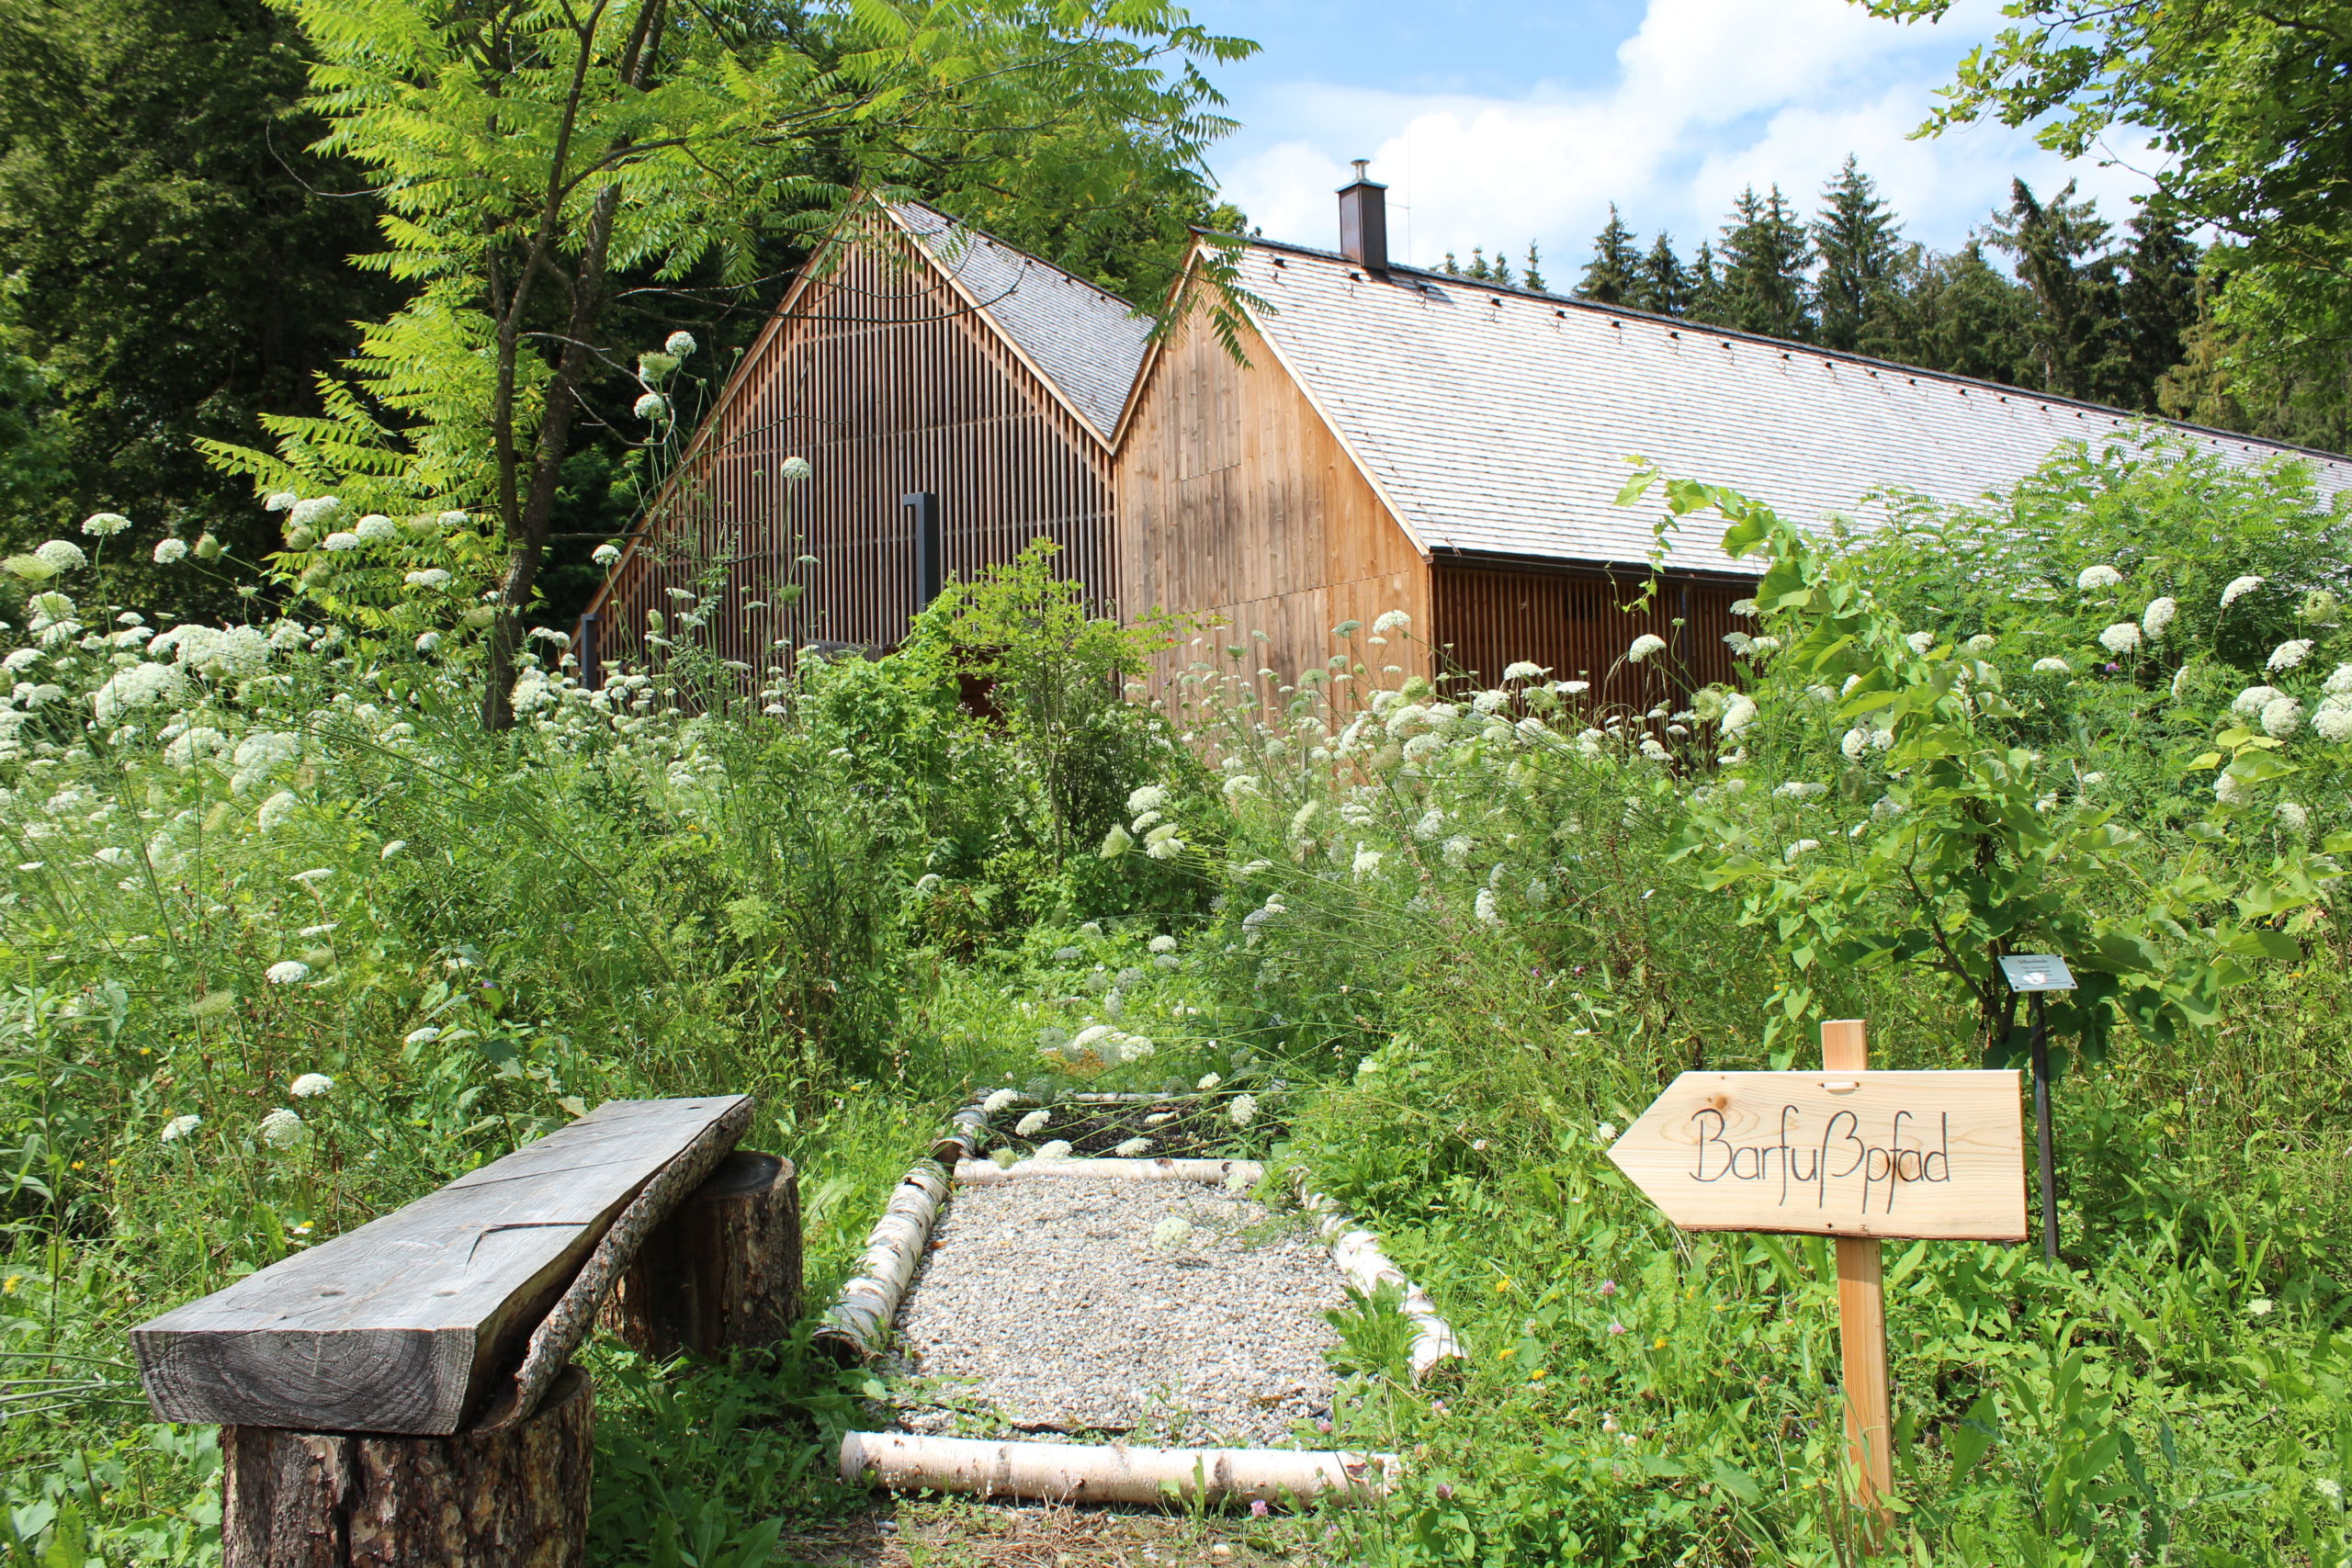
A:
[{"left": 890, "top": 1177, "right": 1345, "bottom": 1448}]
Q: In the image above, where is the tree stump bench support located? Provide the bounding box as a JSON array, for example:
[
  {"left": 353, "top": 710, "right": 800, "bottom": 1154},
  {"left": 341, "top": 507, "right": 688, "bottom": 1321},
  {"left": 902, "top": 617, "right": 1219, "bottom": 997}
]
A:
[{"left": 129, "top": 1095, "right": 798, "bottom": 1568}]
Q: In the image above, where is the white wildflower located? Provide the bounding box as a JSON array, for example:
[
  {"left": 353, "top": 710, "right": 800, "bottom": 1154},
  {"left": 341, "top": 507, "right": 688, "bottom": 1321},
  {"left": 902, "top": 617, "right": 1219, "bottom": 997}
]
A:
[
  {"left": 1372, "top": 609, "right": 1411, "bottom": 634},
  {"left": 664, "top": 330, "right": 697, "bottom": 356},
  {"left": 2098, "top": 622, "right": 2143, "bottom": 654},
  {"left": 256, "top": 790, "right": 300, "bottom": 831},
  {"left": 1351, "top": 845, "right": 1383, "bottom": 878},
  {"left": 2277, "top": 801, "right": 2311, "bottom": 833},
  {"left": 1034, "top": 1139, "right": 1073, "bottom": 1161},
  {"left": 2076, "top": 564, "right": 2123, "bottom": 591},
  {"left": 2263, "top": 696, "right": 2303, "bottom": 739},
  {"left": 259, "top": 1108, "right": 305, "bottom": 1148},
  {"left": 266, "top": 960, "right": 310, "bottom": 985},
  {"left": 1555, "top": 680, "right": 1589, "bottom": 694},
  {"left": 92, "top": 660, "right": 185, "bottom": 725},
  {"left": 2142, "top": 597, "right": 2177, "bottom": 638},
  {"left": 1720, "top": 693, "right": 1758, "bottom": 735},
  {"left": 2268, "top": 638, "right": 2315, "bottom": 671},
  {"left": 404, "top": 568, "right": 451, "bottom": 588},
  {"left": 1595, "top": 1122, "right": 1619, "bottom": 1143},
  {"left": 379, "top": 840, "right": 406, "bottom": 859},
  {"left": 1475, "top": 887, "right": 1501, "bottom": 924},
  {"left": 1639, "top": 736, "right": 1671, "bottom": 761},
  {"left": 1015, "top": 1109, "right": 1050, "bottom": 1136},
  {"left": 1841, "top": 727, "right": 1869, "bottom": 760},
  {"left": 1723, "top": 631, "right": 1753, "bottom": 655},
  {"left": 1905, "top": 630, "right": 1935, "bottom": 653},
  {"left": 1870, "top": 795, "right": 1905, "bottom": 822},
  {"left": 593, "top": 543, "right": 622, "bottom": 567},
  {"left": 415, "top": 631, "right": 440, "bottom": 653},
  {"left": 289, "top": 1073, "right": 334, "bottom": 1099},
  {"left": 983, "top": 1088, "right": 1020, "bottom": 1115},
  {"left": 263, "top": 491, "right": 296, "bottom": 513},
  {"left": 1728, "top": 599, "right": 1757, "bottom": 617},
  {"left": 2031, "top": 657, "right": 2071, "bottom": 674},
  {"left": 2221, "top": 574, "right": 2264, "bottom": 608},
  {"left": 1785, "top": 839, "right": 1821, "bottom": 862},
  {"left": 1964, "top": 634, "right": 1996, "bottom": 655},
  {"left": 290, "top": 868, "right": 333, "bottom": 886},
  {"left": 1114, "top": 1137, "right": 1152, "bottom": 1157},
  {"left": 35, "top": 539, "right": 84, "bottom": 572},
  {"left": 1126, "top": 784, "right": 1167, "bottom": 815},
  {"left": 1197, "top": 1072, "right": 1222, "bottom": 1090},
  {"left": 161, "top": 1113, "right": 201, "bottom": 1143},
  {"left": 2317, "top": 703, "right": 2352, "bottom": 743},
  {"left": 2233, "top": 684, "right": 2287, "bottom": 717},
  {"left": 2216, "top": 772, "right": 2249, "bottom": 805},
  {"left": 1151, "top": 1215, "right": 1194, "bottom": 1251},
  {"left": 1228, "top": 1093, "right": 1258, "bottom": 1127},
  {"left": 1773, "top": 781, "right": 1827, "bottom": 800},
  {"left": 1148, "top": 934, "right": 1177, "bottom": 953},
  {"left": 81, "top": 511, "right": 132, "bottom": 537},
  {"left": 321, "top": 531, "right": 359, "bottom": 552},
  {"left": 152, "top": 537, "right": 190, "bottom": 564},
  {"left": 1626, "top": 633, "right": 1667, "bottom": 663},
  {"left": 780, "top": 455, "right": 812, "bottom": 480},
  {"left": 633, "top": 391, "right": 669, "bottom": 421},
  {"left": 288, "top": 496, "right": 341, "bottom": 528},
  {"left": 355, "top": 513, "right": 397, "bottom": 542},
  {"left": 1502, "top": 660, "right": 1544, "bottom": 682},
  {"left": 437, "top": 511, "right": 467, "bottom": 528}
]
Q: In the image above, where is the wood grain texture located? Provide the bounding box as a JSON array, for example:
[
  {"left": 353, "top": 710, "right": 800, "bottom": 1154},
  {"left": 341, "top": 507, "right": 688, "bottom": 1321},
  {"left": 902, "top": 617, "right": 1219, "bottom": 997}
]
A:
[
  {"left": 1115, "top": 304, "right": 1430, "bottom": 696},
  {"left": 839, "top": 1430, "right": 1399, "bottom": 1506},
  {"left": 1430, "top": 561, "right": 1746, "bottom": 703},
  {"left": 605, "top": 1152, "right": 800, "bottom": 1360},
  {"left": 133, "top": 1096, "right": 752, "bottom": 1434},
  {"left": 1605, "top": 1067, "right": 2027, "bottom": 1241},
  {"left": 221, "top": 1366, "right": 592, "bottom": 1568},
  {"left": 1823, "top": 1020, "right": 1894, "bottom": 1529}
]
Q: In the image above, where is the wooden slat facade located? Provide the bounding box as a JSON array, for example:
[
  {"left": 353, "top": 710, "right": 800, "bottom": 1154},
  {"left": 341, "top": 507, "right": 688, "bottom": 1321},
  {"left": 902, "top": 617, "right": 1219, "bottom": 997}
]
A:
[
  {"left": 1114, "top": 309, "right": 1430, "bottom": 691},
  {"left": 584, "top": 217, "right": 1116, "bottom": 676},
  {"left": 1429, "top": 561, "right": 1744, "bottom": 705}
]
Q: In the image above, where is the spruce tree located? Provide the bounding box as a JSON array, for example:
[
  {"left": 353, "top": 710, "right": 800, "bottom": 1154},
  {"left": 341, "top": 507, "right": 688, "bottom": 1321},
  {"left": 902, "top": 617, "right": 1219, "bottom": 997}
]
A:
[
  {"left": 1988, "top": 179, "right": 2131, "bottom": 403},
  {"left": 2118, "top": 209, "right": 2200, "bottom": 412},
  {"left": 1813, "top": 156, "right": 1904, "bottom": 354},
  {"left": 1715, "top": 185, "right": 1815, "bottom": 339},
  {"left": 1689, "top": 240, "right": 1724, "bottom": 322},
  {"left": 1577, "top": 205, "right": 1641, "bottom": 304},
  {"left": 1523, "top": 243, "right": 1546, "bottom": 292},
  {"left": 1886, "top": 240, "right": 2037, "bottom": 388},
  {"left": 1632, "top": 234, "right": 1692, "bottom": 317}
]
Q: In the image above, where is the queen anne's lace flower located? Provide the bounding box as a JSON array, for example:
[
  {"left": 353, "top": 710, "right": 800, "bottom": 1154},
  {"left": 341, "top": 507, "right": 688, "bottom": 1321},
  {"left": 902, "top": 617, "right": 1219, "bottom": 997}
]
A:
[
  {"left": 2277, "top": 801, "right": 2311, "bottom": 832},
  {"left": 153, "top": 537, "right": 188, "bottom": 564},
  {"left": 2142, "top": 596, "right": 2177, "bottom": 637},
  {"left": 1728, "top": 599, "right": 1757, "bottom": 616},
  {"left": 288, "top": 496, "right": 341, "bottom": 528},
  {"left": 263, "top": 491, "right": 296, "bottom": 513},
  {"left": 2268, "top": 638, "right": 2315, "bottom": 671},
  {"left": 322, "top": 531, "right": 359, "bottom": 552},
  {"left": 1373, "top": 609, "right": 1411, "bottom": 634},
  {"left": 665, "top": 330, "right": 697, "bottom": 356},
  {"left": 2098, "top": 621, "right": 2143, "bottom": 654},
  {"left": 290, "top": 1073, "right": 334, "bottom": 1098},
  {"left": 1014, "top": 1109, "right": 1049, "bottom": 1136},
  {"left": 633, "top": 391, "right": 669, "bottom": 421},
  {"left": 2076, "top": 564, "right": 2123, "bottom": 591},
  {"left": 2263, "top": 696, "right": 2303, "bottom": 738},
  {"left": 1114, "top": 1137, "right": 1152, "bottom": 1157},
  {"left": 2316, "top": 702, "right": 2352, "bottom": 742},
  {"left": 35, "top": 539, "right": 85, "bottom": 572},
  {"left": 1784, "top": 839, "right": 1821, "bottom": 861},
  {"left": 81, "top": 512, "right": 130, "bottom": 536},
  {"left": 1034, "top": 1139, "right": 1073, "bottom": 1161},
  {"left": 781, "top": 455, "right": 812, "bottom": 480},
  {"left": 404, "top": 569, "right": 450, "bottom": 588},
  {"left": 1905, "top": 630, "right": 1935, "bottom": 653},
  {"left": 1148, "top": 934, "right": 1177, "bottom": 953},
  {"left": 266, "top": 960, "right": 310, "bottom": 985},
  {"left": 1475, "top": 887, "right": 1501, "bottom": 924},
  {"left": 1228, "top": 1094, "right": 1258, "bottom": 1127},
  {"left": 1151, "top": 1215, "right": 1193, "bottom": 1251},
  {"left": 1626, "top": 633, "right": 1667, "bottom": 663},
  {"left": 593, "top": 543, "right": 622, "bottom": 567},
  {"left": 2216, "top": 772, "right": 2249, "bottom": 805},
  {"left": 2232, "top": 684, "right": 2285, "bottom": 717},
  {"left": 356, "top": 513, "right": 397, "bottom": 542},
  {"left": 1502, "top": 660, "right": 1544, "bottom": 682},
  {"left": 2031, "top": 656, "right": 2071, "bottom": 673},
  {"left": 2221, "top": 574, "right": 2265, "bottom": 608},
  {"left": 1720, "top": 694, "right": 1758, "bottom": 735},
  {"left": 256, "top": 790, "right": 300, "bottom": 831},
  {"left": 1963, "top": 634, "right": 1996, "bottom": 655},
  {"left": 259, "top": 1108, "right": 305, "bottom": 1147},
  {"left": 161, "top": 1113, "right": 200, "bottom": 1143}
]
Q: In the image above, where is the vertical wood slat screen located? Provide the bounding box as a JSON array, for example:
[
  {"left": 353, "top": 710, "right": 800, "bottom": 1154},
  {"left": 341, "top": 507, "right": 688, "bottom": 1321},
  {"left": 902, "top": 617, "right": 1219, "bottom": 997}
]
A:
[
  {"left": 589, "top": 218, "right": 1116, "bottom": 682},
  {"left": 1430, "top": 563, "right": 1744, "bottom": 707}
]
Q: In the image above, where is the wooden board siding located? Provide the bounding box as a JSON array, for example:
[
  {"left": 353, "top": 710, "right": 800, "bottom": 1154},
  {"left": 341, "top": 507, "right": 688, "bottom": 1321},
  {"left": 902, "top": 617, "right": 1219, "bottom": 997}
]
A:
[
  {"left": 588, "top": 220, "right": 1116, "bottom": 675},
  {"left": 1430, "top": 562, "right": 1744, "bottom": 705},
  {"left": 1115, "top": 308, "right": 1430, "bottom": 694}
]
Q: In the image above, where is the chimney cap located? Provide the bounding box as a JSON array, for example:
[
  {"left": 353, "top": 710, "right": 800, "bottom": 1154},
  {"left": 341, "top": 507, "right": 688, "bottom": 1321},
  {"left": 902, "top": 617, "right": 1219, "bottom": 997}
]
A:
[{"left": 1341, "top": 157, "right": 1385, "bottom": 191}]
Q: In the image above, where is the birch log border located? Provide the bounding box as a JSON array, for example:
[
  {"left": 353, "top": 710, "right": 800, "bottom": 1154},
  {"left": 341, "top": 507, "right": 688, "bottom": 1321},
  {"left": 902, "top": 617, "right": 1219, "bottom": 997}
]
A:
[
  {"left": 931, "top": 1100, "right": 994, "bottom": 1165},
  {"left": 955, "top": 1157, "right": 1263, "bottom": 1187},
  {"left": 812, "top": 1158, "right": 950, "bottom": 1365},
  {"left": 1289, "top": 1169, "right": 1464, "bottom": 1382},
  {"left": 838, "top": 1431, "right": 1400, "bottom": 1506}
]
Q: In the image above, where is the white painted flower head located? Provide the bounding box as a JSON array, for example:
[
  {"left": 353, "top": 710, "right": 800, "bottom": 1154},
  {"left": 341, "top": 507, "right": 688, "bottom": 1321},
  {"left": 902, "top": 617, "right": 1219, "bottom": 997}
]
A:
[
  {"left": 780, "top": 455, "right": 812, "bottom": 481},
  {"left": 259, "top": 1107, "right": 305, "bottom": 1148},
  {"left": 983, "top": 1088, "right": 1020, "bottom": 1115},
  {"left": 1228, "top": 1093, "right": 1258, "bottom": 1128},
  {"left": 2221, "top": 574, "right": 2265, "bottom": 609},
  {"left": 2268, "top": 638, "right": 2315, "bottom": 671},
  {"left": 1034, "top": 1139, "right": 1073, "bottom": 1161},
  {"left": 664, "top": 331, "right": 697, "bottom": 356},
  {"left": 35, "top": 539, "right": 85, "bottom": 573},
  {"left": 81, "top": 512, "right": 131, "bottom": 536},
  {"left": 290, "top": 867, "right": 333, "bottom": 886},
  {"left": 1372, "top": 609, "right": 1410, "bottom": 634},
  {"left": 414, "top": 631, "right": 440, "bottom": 654},
  {"left": 2031, "top": 657, "right": 2071, "bottom": 674},
  {"left": 2075, "top": 564, "right": 2122, "bottom": 592},
  {"left": 1197, "top": 1072, "right": 1221, "bottom": 1090},
  {"left": 256, "top": 790, "right": 300, "bottom": 832},
  {"left": 161, "top": 1113, "right": 201, "bottom": 1143},
  {"left": 1114, "top": 1137, "right": 1152, "bottom": 1157},
  {"left": 1905, "top": 630, "right": 1935, "bottom": 653},
  {"left": 266, "top": 960, "right": 310, "bottom": 985},
  {"left": 2233, "top": 684, "right": 2286, "bottom": 717},
  {"left": 2141, "top": 596, "right": 2177, "bottom": 638},
  {"left": 1728, "top": 598, "right": 1757, "bottom": 617},
  {"left": 263, "top": 491, "right": 297, "bottom": 513},
  {"left": 1148, "top": 934, "right": 1177, "bottom": 953},
  {"left": 153, "top": 537, "right": 188, "bottom": 564},
  {"left": 1015, "top": 1109, "right": 1050, "bottom": 1136},
  {"left": 403, "top": 1026, "right": 440, "bottom": 1045},
  {"left": 1720, "top": 694, "right": 1758, "bottom": 736},
  {"left": 289, "top": 1073, "right": 334, "bottom": 1099},
  {"left": 322, "top": 531, "right": 359, "bottom": 552},
  {"left": 356, "top": 513, "right": 397, "bottom": 542},
  {"left": 2317, "top": 703, "right": 2352, "bottom": 743},
  {"left": 2215, "top": 772, "right": 2249, "bottom": 805},
  {"left": 2262, "top": 695, "right": 2303, "bottom": 739},
  {"left": 288, "top": 496, "right": 341, "bottom": 528},
  {"left": 2098, "top": 622, "right": 2142, "bottom": 654},
  {"left": 1125, "top": 784, "right": 1167, "bottom": 816},
  {"left": 1595, "top": 1122, "right": 1619, "bottom": 1143},
  {"left": 1626, "top": 633, "right": 1667, "bottom": 663}
]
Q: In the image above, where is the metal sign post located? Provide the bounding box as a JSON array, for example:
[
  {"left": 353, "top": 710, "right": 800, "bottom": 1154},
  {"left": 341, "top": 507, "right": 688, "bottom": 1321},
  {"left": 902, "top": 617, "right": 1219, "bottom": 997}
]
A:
[{"left": 1998, "top": 954, "right": 2076, "bottom": 1261}]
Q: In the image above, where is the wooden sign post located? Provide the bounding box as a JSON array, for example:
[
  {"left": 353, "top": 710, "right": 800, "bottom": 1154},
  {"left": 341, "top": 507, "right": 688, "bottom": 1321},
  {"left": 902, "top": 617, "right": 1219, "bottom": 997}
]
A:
[{"left": 1607, "top": 1021, "right": 2027, "bottom": 1529}]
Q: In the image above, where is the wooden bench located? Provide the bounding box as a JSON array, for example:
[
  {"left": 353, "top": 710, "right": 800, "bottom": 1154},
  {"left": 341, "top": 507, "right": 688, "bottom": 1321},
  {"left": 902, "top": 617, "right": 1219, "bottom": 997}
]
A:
[{"left": 130, "top": 1095, "right": 800, "bottom": 1568}]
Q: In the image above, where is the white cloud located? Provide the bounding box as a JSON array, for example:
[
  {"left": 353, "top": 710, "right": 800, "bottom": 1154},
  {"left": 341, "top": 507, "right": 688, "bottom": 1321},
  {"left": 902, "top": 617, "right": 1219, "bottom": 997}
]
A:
[{"left": 1213, "top": 0, "right": 2155, "bottom": 273}]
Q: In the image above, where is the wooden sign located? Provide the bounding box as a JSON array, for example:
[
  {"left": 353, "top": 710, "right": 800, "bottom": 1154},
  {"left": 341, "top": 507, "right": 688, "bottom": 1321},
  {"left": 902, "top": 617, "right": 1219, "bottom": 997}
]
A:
[{"left": 1605, "top": 1067, "right": 2027, "bottom": 1242}]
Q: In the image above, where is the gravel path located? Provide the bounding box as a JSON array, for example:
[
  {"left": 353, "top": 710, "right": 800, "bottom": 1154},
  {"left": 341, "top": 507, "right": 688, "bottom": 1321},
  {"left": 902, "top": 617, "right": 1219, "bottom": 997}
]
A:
[{"left": 890, "top": 1178, "right": 1345, "bottom": 1448}]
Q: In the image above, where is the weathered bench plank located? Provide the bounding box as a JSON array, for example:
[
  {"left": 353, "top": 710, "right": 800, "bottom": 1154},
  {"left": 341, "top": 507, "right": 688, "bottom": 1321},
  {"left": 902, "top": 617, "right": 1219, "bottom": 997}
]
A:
[{"left": 132, "top": 1095, "right": 752, "bottom": 1435}]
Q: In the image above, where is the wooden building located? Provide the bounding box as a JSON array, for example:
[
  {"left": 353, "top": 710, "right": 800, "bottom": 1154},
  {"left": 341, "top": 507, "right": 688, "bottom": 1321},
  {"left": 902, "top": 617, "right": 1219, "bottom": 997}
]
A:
[
  {"left": 588, "top": 182, "right": 2352, "bottom": 697},
  {"left": 581, "top": 203, "right": 1149, "bottom": 675}
]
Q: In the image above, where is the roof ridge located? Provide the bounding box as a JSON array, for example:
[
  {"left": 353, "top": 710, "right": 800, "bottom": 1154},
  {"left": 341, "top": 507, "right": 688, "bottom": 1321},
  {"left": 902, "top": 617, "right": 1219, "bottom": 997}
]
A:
[
  {"left": 893, "top": 199, "right": 1150, "bottom": 319},
  {"left": 1231, "top": 234, "right": 2348, "bottom": 467}
]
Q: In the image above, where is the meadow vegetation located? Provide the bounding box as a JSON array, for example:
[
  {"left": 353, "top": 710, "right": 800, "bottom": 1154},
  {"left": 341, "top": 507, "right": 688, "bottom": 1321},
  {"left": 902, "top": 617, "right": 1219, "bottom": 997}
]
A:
[{"left": 1, "top": 434, "right": 2348, "bottom": 1566}]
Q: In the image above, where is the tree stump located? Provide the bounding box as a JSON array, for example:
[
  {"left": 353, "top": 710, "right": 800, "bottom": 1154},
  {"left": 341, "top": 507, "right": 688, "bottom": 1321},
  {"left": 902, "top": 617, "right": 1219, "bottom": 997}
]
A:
[
  {"left": 605, "top": 1151, "right": 799, "bottom": 1359},
  {"left": 221, "top": 1365, "right": 593, "bottom": 1568}
]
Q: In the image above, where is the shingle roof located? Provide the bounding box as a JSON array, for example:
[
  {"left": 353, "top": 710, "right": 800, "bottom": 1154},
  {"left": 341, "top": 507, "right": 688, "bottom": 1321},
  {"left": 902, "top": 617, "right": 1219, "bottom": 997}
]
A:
[
  {"left": 892, "top": 203, "right": 1153, "bottom": 442},
  {"left": 1231, "top": 240, "right": 2352, "bottom": 577}
]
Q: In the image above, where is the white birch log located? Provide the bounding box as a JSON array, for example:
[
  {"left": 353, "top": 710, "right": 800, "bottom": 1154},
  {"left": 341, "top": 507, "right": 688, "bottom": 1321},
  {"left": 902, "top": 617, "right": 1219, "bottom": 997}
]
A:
[
  {"left": 1290, "top": 1172, "right": 1464, "bottom": 1382},
  {"left": 931, "top": 1102, "right": 993, "bottom": 1165},
  {"left": 837, "top": 1432, "right": 1399, "bottom": 1506},
  {"left": 811, "top": 1159, "right": 949, "bottom": 1365},
  {"left": 954, "top": 1157, "right": 1263, "bottom": 1187}
]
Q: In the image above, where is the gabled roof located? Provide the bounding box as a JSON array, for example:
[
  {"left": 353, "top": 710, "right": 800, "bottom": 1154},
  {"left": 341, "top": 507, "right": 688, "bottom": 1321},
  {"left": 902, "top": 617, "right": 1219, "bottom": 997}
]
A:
[
  {"left": 1224, "top": 238, "right": 2352, "bottom": 577},
  {"left": 889, "top": 203, "right": 1154, "bottom": 442}
]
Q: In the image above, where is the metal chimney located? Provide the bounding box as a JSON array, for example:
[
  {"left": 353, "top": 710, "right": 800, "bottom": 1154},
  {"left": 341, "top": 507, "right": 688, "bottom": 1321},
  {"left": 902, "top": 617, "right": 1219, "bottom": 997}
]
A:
[{"left": 1338, "top": 159, "right": 1388, "bottom": 273}]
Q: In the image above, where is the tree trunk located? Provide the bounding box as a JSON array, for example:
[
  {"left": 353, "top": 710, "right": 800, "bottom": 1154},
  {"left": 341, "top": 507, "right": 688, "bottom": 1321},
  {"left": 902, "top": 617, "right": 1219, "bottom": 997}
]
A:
[
  {"left": 221, "top": 1366, "right": 593, "bottom": 1568},
  {"left": 604, "top": 1151, "right": 800, "bottom": 1359},
  {"left": 838, "top": 1430, "right": 1400, "bottom": 1506}
]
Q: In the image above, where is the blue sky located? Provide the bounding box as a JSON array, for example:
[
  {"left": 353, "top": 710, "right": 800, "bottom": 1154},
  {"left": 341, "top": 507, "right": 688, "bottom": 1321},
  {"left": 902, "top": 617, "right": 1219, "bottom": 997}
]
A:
[{"left": 1182, "top": 0, "right": 2160, "bottom": 275}]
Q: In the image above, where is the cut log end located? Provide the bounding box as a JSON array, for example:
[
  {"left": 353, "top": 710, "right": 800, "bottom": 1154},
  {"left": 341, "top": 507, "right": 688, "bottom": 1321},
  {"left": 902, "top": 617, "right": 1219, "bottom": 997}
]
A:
[{"left": 223, "top": 1366, "right": 594, "bottom": 1568}]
